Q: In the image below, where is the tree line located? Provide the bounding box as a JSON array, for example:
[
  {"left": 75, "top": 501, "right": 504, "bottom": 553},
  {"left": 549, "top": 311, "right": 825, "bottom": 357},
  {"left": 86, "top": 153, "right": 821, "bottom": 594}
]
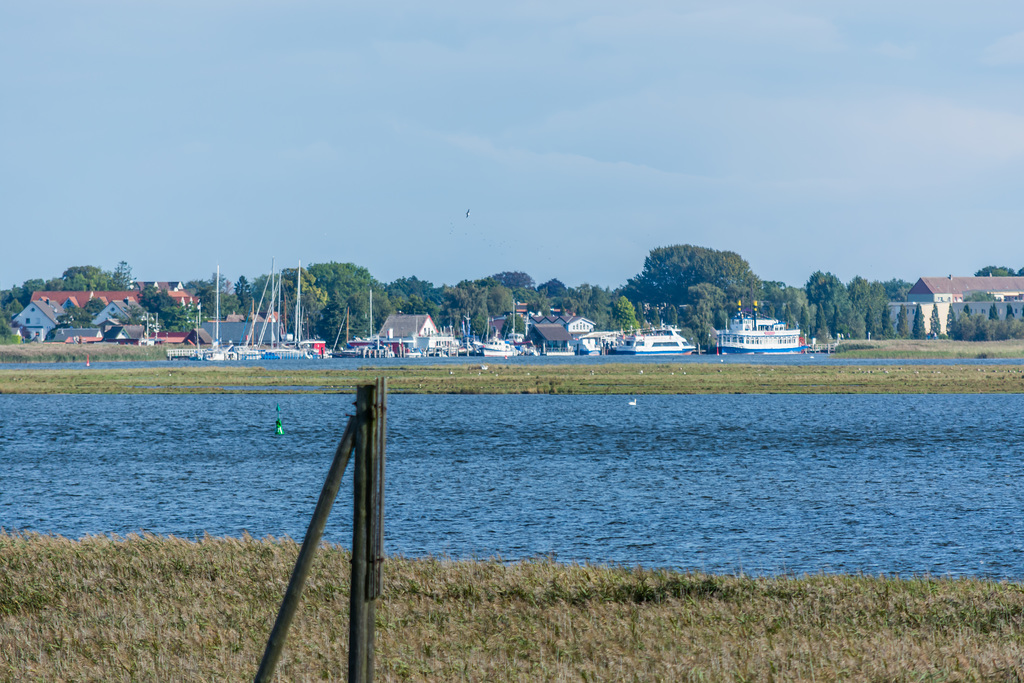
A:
[{"left": 2, "top": 248, "right": 1023, "bottom": 343}]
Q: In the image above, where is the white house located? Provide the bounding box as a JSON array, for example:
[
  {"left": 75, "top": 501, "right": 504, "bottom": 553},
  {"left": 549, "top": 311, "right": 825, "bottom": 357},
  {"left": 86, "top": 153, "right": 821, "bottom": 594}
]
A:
[
  {"left": 12, "top": 300, "right": 64, "bottom": 341},
  {"left": 92, "top": 299, "right": 140, "bottom": 326}
]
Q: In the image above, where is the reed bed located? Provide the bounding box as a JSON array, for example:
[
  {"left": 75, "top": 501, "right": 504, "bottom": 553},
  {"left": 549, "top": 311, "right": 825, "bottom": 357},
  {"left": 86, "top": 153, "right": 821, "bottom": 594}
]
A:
[
  {"left": 1, "top": 533, "right": 1022, "bottom": 681},
  {"left": 3, "top": 362, "right": 1024, "bottom": 395},
  {"left": 836, "top": 339, "right": 1024, "bottom": 359},
  {"left": 0, "top": 344, "right": 167, "bottom": 363}
]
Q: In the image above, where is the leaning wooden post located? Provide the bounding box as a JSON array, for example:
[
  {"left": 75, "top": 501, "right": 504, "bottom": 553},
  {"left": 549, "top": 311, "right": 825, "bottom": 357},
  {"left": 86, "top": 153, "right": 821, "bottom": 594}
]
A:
[{"left": 254, "top": 416, "right": 357, "bottom": 683}]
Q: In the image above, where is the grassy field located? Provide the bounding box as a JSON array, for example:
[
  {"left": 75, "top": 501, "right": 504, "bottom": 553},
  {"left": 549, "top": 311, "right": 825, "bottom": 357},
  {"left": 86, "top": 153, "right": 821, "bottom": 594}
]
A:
[
  {"left": 836, "top": 338, "right": 1024, "bottom": 359},
  {"left": 2, "top": 361, "right": 1024, "bottom": 395},
  {"left": 2, "top": 533, "right": 1022, "bottom": 682}
]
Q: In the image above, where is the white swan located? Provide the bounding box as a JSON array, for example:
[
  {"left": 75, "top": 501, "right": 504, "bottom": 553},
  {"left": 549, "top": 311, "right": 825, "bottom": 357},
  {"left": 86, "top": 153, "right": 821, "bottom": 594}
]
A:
[{"left": 628, "top": 398, "right": 637, "bottom": 406}]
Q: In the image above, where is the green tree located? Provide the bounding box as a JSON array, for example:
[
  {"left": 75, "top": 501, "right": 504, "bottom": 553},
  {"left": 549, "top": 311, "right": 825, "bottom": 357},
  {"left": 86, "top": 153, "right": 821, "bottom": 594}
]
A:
[
  {"left": 625, "top": 244, "right": 759, "bottom": 310},
  {"left": 685, "top": 283, "right": 725, "bottom": 348},
  {"left": 975, "top": 266, "right": 1015, "bottom": 277},
  {"left": 896, "top": 305, "right": 910, "bottom": 338},
  {"left": 111, "top": 261, "right": 135, "bottom": 290},
  {"left": 912, "top": 304, "right": 926, "bottom": 339},
  {"left": 612, "top": 296, "right": 640, "bottom": 332},
  {"left": 234, "top": 275, "right": 252, "bottom": 313},
  {"left": 492, "top": 271, "right": 535, "bottom": 290},
  {"left": 989, "top": 303, "right": 1000, "bottom": 320},
  {"left": 880, "top": 304, "right": 894, "bottom": 338},
  {"left": 929, "top": 305, "right": 941, "bottom": 337},
  {"left": 882, "top": 279, "right": 912, "bottom": 302},
  {"left": 946, "top": 305, "right": 957, "bottom": 338}
]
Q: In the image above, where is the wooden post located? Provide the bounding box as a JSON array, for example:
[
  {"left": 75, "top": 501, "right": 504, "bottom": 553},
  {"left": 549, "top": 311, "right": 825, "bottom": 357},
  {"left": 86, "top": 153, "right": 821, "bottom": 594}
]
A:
[
  {"left": 254, "top": 417, "right": 356, "bottom": 683},
  {"left": 349, "top": 378, "right": 387, "bottom": 683}
]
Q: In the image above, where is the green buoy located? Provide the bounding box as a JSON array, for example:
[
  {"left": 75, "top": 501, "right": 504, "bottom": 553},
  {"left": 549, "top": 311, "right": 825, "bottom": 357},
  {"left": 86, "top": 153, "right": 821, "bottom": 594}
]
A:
[{"left": 275, "top": 403, "right": 284, "bottom": 435}]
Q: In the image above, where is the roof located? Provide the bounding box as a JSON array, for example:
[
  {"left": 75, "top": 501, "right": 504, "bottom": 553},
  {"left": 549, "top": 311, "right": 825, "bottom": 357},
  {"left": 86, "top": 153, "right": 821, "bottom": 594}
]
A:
[
  {"left": 377, "top": 313, "right": 436, "bottom": 338},
  {"left": 32, "top": 291, "right": 140, "bottom": 307},
  {"left": 102, "top": 325, "right": 145, "bottom": 341},
  {"left": 136, "top": 281, "right": 186, "bottom": 291},
  {"left": 51, "top": 328, "right": 102, "bottom": 342},
  {"left": 911, "top": 276, "right": 1024, "bottom": 297},
  {"left": 530, "top": 323, "right": 574, "bottom": 342},
  {"left": 17, "top": 300, "right": 63, "bottom": 326},
  {"left": 156, "top": 331, "right": 190, "bottom": 342}
]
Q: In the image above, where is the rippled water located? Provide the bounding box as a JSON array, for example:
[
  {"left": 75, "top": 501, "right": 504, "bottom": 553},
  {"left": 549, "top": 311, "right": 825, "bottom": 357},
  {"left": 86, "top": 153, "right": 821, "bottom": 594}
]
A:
[{"left": 2, "top": 393, "right": 1023, "bottom": 578}]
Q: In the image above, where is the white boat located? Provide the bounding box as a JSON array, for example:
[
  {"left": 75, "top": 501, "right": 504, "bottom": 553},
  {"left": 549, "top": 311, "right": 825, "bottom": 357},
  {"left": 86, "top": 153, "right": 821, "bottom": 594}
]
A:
[
  {"left": 614, "top": 328, "right": 696, "bottom": 355},
  {"left": 715, "top": 305, "right": 805, "bottom": 354},
  {"left": 475, "top": 340, "right": 518, "bottom": 357}
]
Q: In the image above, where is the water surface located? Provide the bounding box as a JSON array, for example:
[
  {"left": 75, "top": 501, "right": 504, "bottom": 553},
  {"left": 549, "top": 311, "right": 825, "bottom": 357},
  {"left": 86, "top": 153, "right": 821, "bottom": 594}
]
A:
[{"left": 2, "top": 393, "right": 1022, "bottom": 578}]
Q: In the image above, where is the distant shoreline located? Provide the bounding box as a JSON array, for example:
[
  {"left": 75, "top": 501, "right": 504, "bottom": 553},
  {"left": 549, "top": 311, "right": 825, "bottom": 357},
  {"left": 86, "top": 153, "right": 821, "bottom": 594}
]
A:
[
  {"left": 2, "top": 360, "right": 1023, "bottom": 395},
  {"left": 2, "top": 337, "right": 1024, "bottom": 365}
]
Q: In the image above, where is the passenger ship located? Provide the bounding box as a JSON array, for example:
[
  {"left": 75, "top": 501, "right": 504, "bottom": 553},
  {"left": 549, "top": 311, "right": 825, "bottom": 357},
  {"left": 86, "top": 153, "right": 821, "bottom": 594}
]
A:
[
  {"left": 614, "top": 328, "right": 696, "bottom": 355},
  {"left": 715, "top": 303, "right": 805, "bottom": 354}
]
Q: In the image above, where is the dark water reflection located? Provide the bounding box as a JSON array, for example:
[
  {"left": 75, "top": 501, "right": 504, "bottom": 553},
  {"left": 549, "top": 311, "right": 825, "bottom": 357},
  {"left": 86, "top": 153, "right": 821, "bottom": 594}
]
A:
[{"left": 2, "top": 393, "right": 1022, "bottom": 578}]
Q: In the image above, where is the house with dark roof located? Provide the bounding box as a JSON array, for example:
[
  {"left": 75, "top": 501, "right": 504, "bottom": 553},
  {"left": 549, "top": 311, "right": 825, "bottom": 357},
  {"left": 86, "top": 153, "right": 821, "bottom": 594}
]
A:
[
  {"left": 52, "top": 328, "right": 103, "bottom": 343},
  {"left": 529, "top": 314, "right": 596, "bottom": 337},
  {"left": 528, "top": 323, "right": 575, "bottom": 356},
  {"left": 101, "top": 325, "right": 146, "bottom": 344},
  {"left": 202, "top": 317, "right": 280, "bottom": 345}
]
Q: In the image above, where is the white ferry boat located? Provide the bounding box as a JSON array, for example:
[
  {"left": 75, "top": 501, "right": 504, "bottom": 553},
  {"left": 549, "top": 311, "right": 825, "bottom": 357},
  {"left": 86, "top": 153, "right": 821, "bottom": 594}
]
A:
[
  {"left": 614, "top": 328, "right": 696, "bottom": 355},
  {"left": 715, "top": 306, "right": 805, "bottom": 354}
]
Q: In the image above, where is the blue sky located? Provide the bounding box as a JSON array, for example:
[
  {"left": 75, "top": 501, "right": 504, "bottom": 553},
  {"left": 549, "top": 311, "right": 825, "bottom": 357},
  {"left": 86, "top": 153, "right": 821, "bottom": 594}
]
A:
[{"left": 3, "top": 1, "right": 1024, "bottom": 291}]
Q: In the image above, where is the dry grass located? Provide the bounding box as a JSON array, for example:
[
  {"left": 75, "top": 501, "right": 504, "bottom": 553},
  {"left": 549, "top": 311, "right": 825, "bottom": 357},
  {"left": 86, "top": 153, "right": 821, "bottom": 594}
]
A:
[
  {"left": 0, "top": 344, "right": 167, "bottom": 363},
  {"left": 2, "top": 533, "right": 1023, "bottom": 682},
  {"left": 4, "top": 362, "right": 1024, "bottom": 395}
]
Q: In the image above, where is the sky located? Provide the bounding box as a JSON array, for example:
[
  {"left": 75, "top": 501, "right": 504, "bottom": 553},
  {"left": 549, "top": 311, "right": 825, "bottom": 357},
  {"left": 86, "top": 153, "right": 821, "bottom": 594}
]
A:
[{"left": 3, "top": 1, "right": 1024, "bottom": 291}]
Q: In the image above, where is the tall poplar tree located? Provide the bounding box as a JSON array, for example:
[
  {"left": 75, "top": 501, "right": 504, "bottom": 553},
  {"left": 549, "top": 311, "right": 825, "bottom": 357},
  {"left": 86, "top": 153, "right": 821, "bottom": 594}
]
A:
[
  {"left": 896, "top": 305, "right": 910, "bottom": 338},
  {"left": 912, "top": 304, "right": 926, "bottom": 339}
]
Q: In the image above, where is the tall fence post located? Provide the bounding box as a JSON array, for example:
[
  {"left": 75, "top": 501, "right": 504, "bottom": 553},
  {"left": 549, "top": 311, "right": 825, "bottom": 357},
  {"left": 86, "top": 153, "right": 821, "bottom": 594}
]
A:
[{"left": 349, "top": 378, "right": 386, "bottom": 683}]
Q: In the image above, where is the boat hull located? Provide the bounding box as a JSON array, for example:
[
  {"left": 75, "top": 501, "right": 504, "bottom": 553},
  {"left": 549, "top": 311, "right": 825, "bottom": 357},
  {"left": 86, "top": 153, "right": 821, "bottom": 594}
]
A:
[
  {"left": 614, "top": 349, "right": 694, "bottom": 355},
  {"left": 717, "top": 345, "right": 806, "bottom": 354}
]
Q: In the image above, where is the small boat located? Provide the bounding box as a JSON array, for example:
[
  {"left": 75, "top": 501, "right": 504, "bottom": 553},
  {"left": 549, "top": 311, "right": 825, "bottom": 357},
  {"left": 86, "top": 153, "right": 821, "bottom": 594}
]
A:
[
  {"left": 614, "top": 328, "right": 695, "bottom": 355},
  {"left": 715, "top": 302, "right": 806, "bottom": 354},
  {"left": 475, "top": 340, "right": 518, "bottom": 357}
]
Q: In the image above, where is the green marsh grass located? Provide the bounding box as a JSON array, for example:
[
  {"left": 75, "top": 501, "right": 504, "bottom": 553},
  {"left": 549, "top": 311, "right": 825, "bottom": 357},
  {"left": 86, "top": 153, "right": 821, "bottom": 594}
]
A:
[
  {"left": 3, "top": 362, "right": 1024, "bottom": 395},
  {"left": 2, "top": 533, "right": 1023, "bottom": 681}
]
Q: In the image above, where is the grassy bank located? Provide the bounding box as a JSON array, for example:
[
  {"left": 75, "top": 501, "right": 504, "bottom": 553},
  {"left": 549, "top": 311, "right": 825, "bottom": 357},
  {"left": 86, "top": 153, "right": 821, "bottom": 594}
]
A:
[
  {"left": 2, "top": 362, "right": 1024, "bottom": 395},
  {"left": 1, "top": 534, "right": 1022, "bottom": 681},
  {"left": 0, "top": 344, "right": 168, "bottom": 363},
  {"left": 836, "top": 338, "right": 1024, "bottom": 359}
]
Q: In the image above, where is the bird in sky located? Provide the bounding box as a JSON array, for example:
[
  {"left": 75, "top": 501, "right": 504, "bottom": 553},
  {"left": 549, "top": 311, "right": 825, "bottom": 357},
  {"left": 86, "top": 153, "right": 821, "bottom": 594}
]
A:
[{"left": 466, "top": 209, "right": 470, "bottom": 218}]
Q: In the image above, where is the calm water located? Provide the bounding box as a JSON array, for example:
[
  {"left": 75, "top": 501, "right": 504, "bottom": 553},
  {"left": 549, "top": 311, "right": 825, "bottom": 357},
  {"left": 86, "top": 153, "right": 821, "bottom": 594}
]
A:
[{"left": 2, "top": 393, "right": 1022, "bottom": 578}]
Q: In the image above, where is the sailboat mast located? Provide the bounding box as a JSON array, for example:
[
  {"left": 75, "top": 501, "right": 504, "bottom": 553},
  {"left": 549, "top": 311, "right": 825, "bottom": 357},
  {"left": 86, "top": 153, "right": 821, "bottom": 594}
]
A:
[
  {"left": 296, "top": 261, "right": 302, "bottom": 345},
  {"left": 215, "top": 264, "right": 220, "bottom": 346}
]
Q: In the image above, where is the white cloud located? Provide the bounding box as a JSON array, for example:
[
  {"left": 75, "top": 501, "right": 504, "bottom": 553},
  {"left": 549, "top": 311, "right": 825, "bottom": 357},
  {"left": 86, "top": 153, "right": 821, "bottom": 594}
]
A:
[{"left": 982, "top": 31, "right": 1024, "bottom": 65}]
